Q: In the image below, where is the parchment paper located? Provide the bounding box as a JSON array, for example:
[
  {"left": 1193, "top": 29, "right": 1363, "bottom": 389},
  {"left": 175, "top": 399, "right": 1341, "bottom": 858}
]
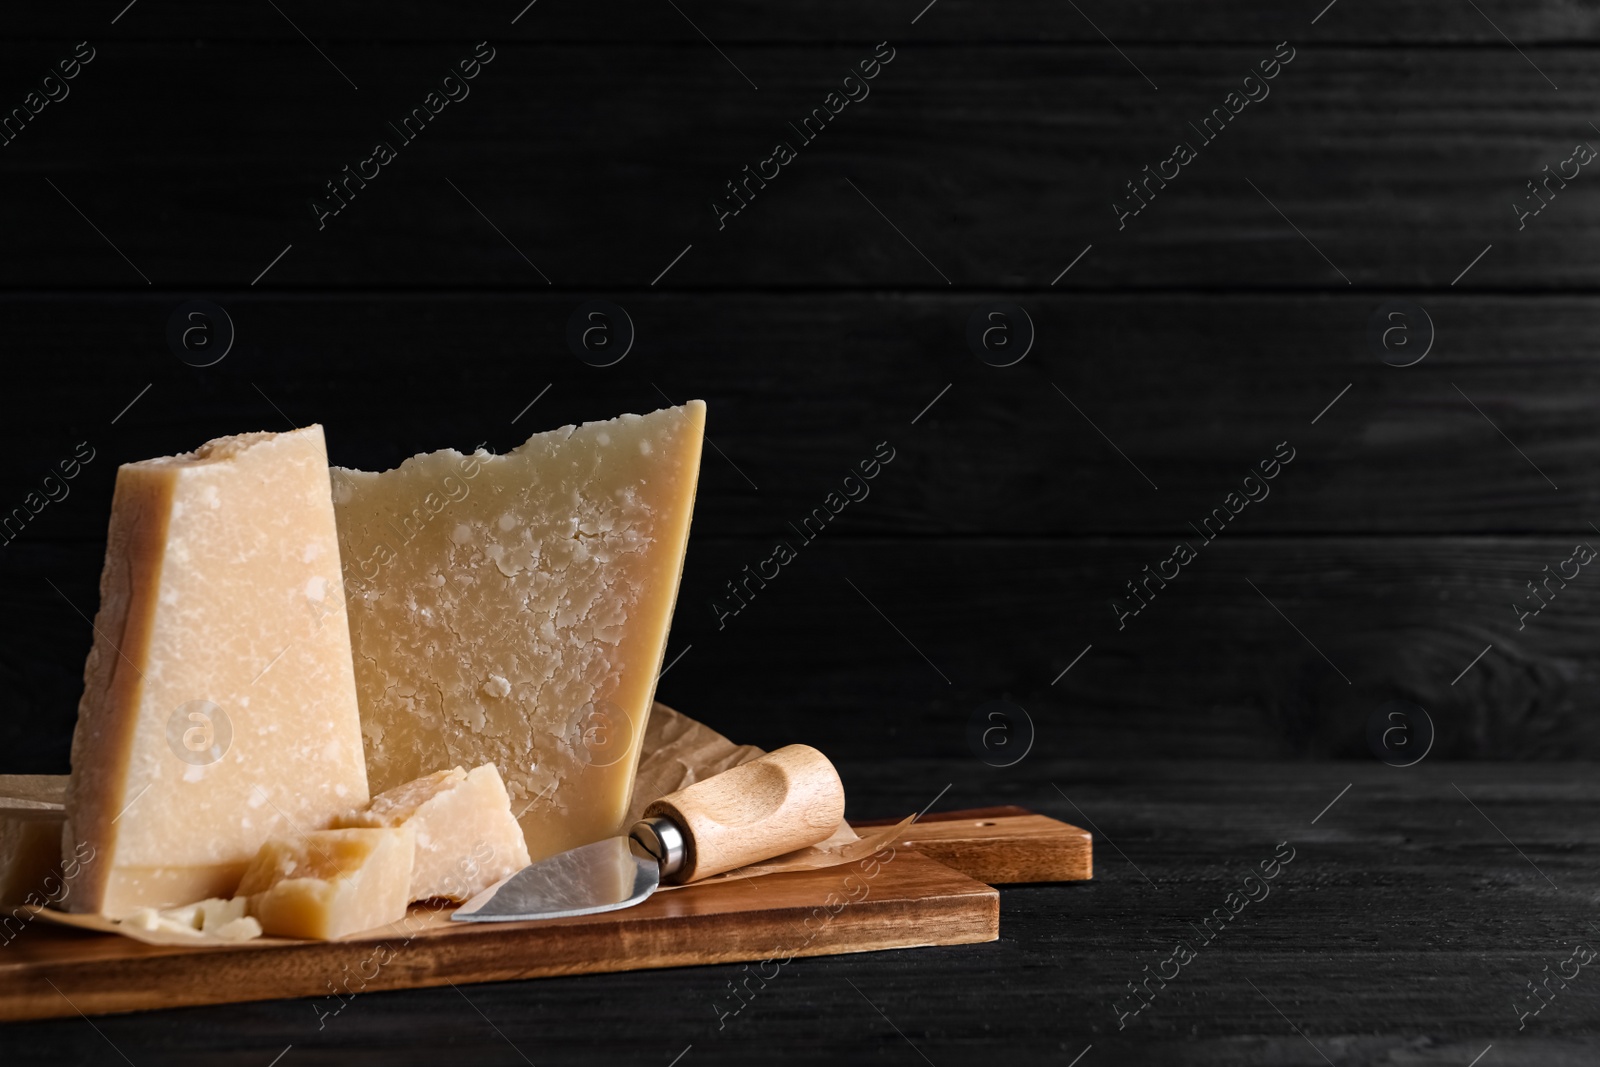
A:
[{"left": 26, "top": 703, "right": 910, "bottom": 945}]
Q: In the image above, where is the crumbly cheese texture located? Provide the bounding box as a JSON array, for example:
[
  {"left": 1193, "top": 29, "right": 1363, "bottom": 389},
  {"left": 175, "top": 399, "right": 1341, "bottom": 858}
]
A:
[
  {"left": 125, "top": 896, "right": 262, "bottom": 941},
  {"left": 334, "top": 763, "right": 530, "bottom": 902},
  {"left": 239, "top": 827, "right": 414, "bottom": 940},
  {"left": 64, "top": 426, "right": 370, "bottom": 917},
  {"left": 332, "top": 402, "right": 705, "bottom": 862}
]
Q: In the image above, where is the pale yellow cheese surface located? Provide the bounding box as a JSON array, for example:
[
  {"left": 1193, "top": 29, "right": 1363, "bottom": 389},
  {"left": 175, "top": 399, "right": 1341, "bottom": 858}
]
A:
[
  {"left": 239, "top": 827, "right": 413, "bottom": 940},
  {"left": 126, "top": 896, "right": 262, "bottom": 941},
  {"left": 64, "top": 426, "right": 370, "bottom": 916},
  {"left": 335, "top": 763, "right": 529, "bottom": 902},
  {"left": 332, "top": 402, "right": 705, "bottom": 861}
]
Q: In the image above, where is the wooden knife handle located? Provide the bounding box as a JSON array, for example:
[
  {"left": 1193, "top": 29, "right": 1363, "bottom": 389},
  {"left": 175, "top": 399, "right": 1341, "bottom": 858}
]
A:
[{"left": 643, "top": 744, "right": 845, "bottom": 882}]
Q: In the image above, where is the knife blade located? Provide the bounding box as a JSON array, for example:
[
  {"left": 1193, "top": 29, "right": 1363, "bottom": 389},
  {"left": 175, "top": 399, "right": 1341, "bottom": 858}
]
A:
[{"left": 453, "top": 743, "right": 844, "bottom": 922}]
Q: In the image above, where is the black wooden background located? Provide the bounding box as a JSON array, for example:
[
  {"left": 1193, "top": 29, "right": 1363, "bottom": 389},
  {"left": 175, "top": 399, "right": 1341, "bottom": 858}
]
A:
[{"left": 5, "top": 2, "right": 1600, "bottom": 1064}]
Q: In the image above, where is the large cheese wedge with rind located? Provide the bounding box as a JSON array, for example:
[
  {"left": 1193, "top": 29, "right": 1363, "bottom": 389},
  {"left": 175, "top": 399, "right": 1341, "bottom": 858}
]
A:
[
  {"left": 332, "top": 402, "right": 705, "bottom": 862},
  {"left": 64, "top": 426, "right": 370, "bottom": 916}
]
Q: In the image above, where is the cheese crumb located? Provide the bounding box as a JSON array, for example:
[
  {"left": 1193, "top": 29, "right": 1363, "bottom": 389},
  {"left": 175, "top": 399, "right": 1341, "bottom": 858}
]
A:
[{"left": 123, "top": 897, "right": 262, "bottom": 941}]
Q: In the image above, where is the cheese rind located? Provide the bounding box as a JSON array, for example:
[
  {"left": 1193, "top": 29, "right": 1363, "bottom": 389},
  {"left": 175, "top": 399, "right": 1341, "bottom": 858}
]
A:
[
  {"left": 332, "top": 402, "right": 705, "bottom": 861},
  {"left": 64, "top": 426, "right": 370, "bottom": 916},
  {"left": 334, "top": 763, "right": 530, "bottom": 902},
  {"left": 239, "top": 827, "right": 413, "bottom": 940}
]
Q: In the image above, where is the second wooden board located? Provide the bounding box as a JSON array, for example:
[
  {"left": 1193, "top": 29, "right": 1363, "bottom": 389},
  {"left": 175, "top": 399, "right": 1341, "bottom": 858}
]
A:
[{"left": 866, "top": 806, "right": 1093, "bottom": 884}]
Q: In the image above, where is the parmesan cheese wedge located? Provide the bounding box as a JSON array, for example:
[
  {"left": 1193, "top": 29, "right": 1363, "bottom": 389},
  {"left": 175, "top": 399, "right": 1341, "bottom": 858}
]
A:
[
  {"left": 64, "top": 426, "right": 370, "bottom": 917},
  {"left": 332, "top": 402, "right": 705, "bottom": 861},
  {"left": 238, "top": 827, "right": 414, "bottom": 940},
  {"left": 334, "top": 763, "right": 529, "bottom": 902}
]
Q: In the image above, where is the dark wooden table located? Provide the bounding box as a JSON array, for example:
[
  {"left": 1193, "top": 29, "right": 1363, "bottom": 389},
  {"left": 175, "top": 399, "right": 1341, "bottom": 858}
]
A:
[
  {"left": 6, "top": 2, "right": 1600, "bottom": 1061},
  {"left": 7, "top": 2, "right": 1600, "bottom": 772},
  {"left": 4, "top": 759, "right": 1596, "bottom": 1066}
]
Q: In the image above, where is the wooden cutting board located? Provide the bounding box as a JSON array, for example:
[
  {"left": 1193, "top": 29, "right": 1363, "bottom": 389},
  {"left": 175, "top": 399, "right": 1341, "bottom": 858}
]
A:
[
  {"left": 0, "top": 808, "right": 1090, "bottom": 1022},
  {"left": 866, "top": 805, "right": 1093, "bottom": 884}
]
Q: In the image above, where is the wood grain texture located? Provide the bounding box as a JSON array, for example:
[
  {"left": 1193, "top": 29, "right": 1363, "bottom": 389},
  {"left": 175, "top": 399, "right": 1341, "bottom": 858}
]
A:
[
  {"left": 0, "top": 46, "right": 1595, "bottom": 289},
  {"left": 0, "top": 0, "right": 1593, "bottom": 1059},
  {"left": 0, "top": 292, "right": 1592, "bottom": 538},
  {"left": 0, "top": 850, "right": 995, "bottom": 1023},
  {"left": 0, "top": 808, "right": 1076, "bottom": 1023},
  {"left": 8, "top": 534, "right": 1599, "bottom": 768},
  {"left": 0, "top": 777, "right": 65, "bottom": 809},
  {"left": 3, "top": 761, "right": 1597, "bottom": 1065},
  {"left": 859, "top": 806, "right": 1094, "bottom": 884},
  {"left": 647, "top": 744, "right": 847, "bottom": 880},
  {"left": 10, "top": 2, "right": 1600, "bottom": 43}
]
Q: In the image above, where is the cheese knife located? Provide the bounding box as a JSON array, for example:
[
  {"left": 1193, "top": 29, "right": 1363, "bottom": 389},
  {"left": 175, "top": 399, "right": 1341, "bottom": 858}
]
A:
[{"left": 452, "top": 744, "right": 845, "bottom": 922}]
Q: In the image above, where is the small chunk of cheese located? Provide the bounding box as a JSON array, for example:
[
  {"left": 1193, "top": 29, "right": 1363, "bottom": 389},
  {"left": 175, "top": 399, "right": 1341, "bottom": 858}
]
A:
[
  {"left": 239, "top": 827, "right": 414, "bottom": 940},
  {"left": 332, "top": 402, "right": 705, "bottom": 862},
  {"left": 63, "top": 427, "right": 370, "bottom": 917},
  {"left": 334, "top": 764, "right": 529, "bottom": 902}
]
